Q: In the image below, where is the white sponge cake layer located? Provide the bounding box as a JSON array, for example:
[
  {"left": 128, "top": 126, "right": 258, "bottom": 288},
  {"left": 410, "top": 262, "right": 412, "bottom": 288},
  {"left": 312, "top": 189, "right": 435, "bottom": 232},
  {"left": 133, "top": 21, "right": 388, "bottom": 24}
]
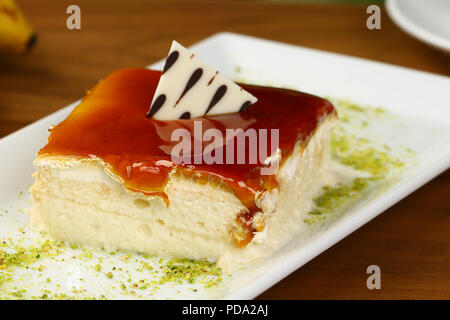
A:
[
  {"left": 29, "top": 116, "right": 335, "bottom": 269},
  {"left": 30, "top": 163, "right": 246, "bottom": 261}
]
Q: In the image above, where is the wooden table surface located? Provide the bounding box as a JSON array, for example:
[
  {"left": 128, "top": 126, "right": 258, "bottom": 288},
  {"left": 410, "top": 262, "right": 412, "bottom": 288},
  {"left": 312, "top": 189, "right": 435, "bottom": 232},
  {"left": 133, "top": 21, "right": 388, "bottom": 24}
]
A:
[{"left": 1, "top": 0, "right": 449, "bottom": 299}]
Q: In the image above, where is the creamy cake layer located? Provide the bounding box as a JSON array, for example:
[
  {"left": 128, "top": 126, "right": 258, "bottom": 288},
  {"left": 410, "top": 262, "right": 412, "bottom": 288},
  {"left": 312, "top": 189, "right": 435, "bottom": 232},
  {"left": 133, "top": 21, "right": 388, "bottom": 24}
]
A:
[{"left": 29, "top": 116, "right": 335, "bottom": 268}]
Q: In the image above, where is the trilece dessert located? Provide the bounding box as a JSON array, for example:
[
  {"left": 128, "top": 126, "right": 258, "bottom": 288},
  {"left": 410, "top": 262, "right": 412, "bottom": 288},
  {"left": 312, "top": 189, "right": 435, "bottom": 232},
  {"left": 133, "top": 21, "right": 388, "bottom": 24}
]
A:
[{"left": 29, "top": 42, "right": 336, "bottom": 269}]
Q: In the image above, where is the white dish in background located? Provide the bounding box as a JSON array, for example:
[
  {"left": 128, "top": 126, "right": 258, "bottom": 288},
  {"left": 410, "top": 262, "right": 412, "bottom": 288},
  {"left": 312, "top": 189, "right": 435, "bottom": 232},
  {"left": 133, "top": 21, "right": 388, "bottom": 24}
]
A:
[
  {"left": 386, "top": 0, "right": 450, "bottom": 53},
  {"left": 1, "top": 32, "right": 449, "bottom": 299}
]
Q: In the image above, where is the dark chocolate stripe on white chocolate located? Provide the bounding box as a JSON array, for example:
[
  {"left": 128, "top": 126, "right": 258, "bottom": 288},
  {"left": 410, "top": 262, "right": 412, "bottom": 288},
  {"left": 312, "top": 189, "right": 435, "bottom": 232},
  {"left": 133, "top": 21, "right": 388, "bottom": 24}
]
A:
[
  {"left": 163, "top": 51, "right": 179, "bottom": 74},
  {"left": 207, "top": 71, "right": 219, "bottom": 86},
  {"left": 205, "top": 85, "right": 227, "bottom": 115},
  {"left": 239, "top": 100, "right": 252, "bottom": 112},
  {"left": 175, "top": 68, "right": 203, "bottom": 107},
  {"left": 179, "top": 112, "right": 191, "bottom": 119},
  {"left": 146, "top": 94, "right": 166, "bottom": 118}
]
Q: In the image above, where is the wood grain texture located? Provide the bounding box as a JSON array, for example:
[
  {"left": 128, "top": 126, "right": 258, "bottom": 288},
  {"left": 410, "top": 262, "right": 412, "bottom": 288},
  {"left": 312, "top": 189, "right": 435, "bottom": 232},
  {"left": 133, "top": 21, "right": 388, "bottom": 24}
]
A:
[{"left": 1, "top": 0, "right": 449, "bottom": 299}]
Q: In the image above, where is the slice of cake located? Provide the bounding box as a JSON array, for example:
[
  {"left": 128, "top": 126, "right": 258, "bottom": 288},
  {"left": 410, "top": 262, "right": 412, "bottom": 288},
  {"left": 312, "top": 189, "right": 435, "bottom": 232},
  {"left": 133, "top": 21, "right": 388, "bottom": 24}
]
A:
[{"left": 29, "top": 68, "right": 336, "bottom": 268}]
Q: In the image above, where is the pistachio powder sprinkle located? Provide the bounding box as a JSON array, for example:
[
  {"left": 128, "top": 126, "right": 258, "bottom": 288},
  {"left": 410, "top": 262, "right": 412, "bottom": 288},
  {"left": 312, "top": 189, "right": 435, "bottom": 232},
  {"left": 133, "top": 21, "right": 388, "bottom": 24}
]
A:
[
  {"left": 159, "top": 258, "right": 222, "bottom": 287},
  {"left": 0, "top": 238, "right": 65, "bottom": 297},
  {"left": 305, "top": 99, "right": 409, "bottom": 223},
  {"left": 0, "top": 230, "right": 224, "bottom": 299},
  {"left": 0, "top": 240, "right": 64, "bottom": 279}
]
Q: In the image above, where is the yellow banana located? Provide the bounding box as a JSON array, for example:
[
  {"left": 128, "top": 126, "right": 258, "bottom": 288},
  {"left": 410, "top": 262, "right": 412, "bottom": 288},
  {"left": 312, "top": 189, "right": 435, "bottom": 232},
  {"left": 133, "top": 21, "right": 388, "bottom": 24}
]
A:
[{"left": 0, "top": 0, "right": 36, "bottom": 55}]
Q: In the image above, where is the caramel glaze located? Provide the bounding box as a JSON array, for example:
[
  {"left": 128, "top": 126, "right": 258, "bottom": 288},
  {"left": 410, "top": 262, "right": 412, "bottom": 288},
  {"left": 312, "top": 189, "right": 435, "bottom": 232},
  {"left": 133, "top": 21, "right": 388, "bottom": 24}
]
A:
[{"left": 39, "top": 68, "right": 335, "bottom": 247}]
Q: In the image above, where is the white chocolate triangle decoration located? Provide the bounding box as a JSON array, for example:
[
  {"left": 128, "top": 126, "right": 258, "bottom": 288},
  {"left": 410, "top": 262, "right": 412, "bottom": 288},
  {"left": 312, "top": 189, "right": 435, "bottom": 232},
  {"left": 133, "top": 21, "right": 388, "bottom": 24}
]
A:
[{"left": 147, "top": 41, "right": 257, "bottom": 120}]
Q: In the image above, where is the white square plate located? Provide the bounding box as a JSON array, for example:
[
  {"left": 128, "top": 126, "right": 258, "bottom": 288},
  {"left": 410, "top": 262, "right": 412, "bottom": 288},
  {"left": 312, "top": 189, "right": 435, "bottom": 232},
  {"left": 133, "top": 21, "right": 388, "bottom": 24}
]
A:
[{"left": 1, "top": 32, "right": 449, "bottom": 299}]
